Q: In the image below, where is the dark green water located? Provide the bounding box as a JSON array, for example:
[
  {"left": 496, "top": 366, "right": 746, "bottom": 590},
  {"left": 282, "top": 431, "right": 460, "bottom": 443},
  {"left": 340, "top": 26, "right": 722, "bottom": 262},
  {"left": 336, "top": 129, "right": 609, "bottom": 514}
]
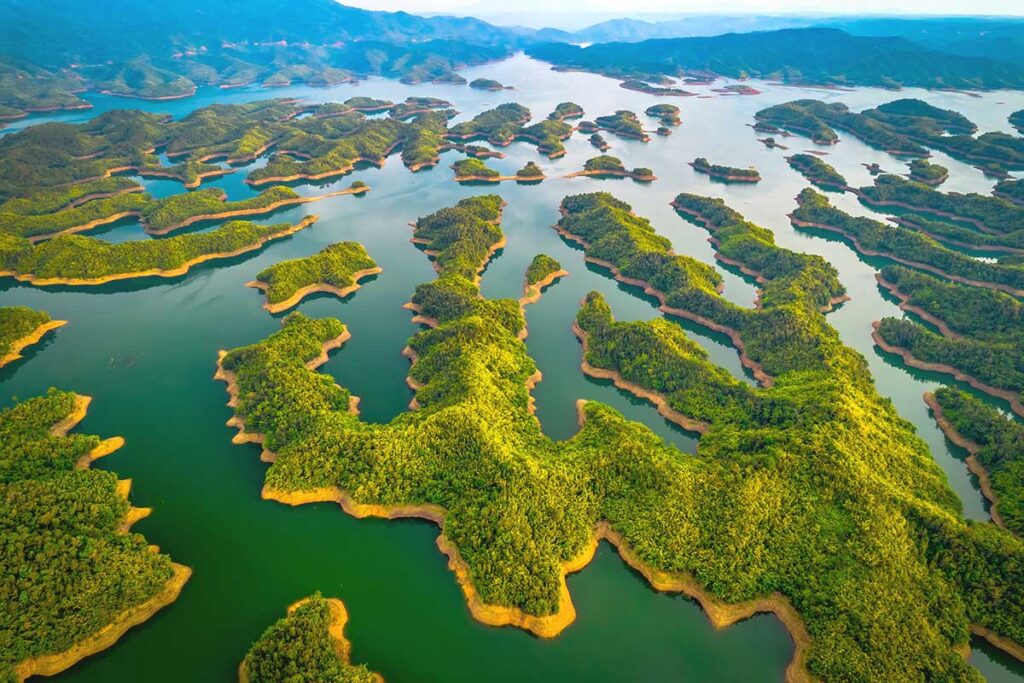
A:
[{"left": 3, "top": 54, "right": 1023, "bottom": 681}]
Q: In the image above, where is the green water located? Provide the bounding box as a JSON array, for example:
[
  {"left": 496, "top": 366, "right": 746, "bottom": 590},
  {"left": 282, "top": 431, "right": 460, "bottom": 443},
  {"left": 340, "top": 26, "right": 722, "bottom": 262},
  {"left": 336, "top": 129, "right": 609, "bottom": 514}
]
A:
[{"left": 3, "top": 53, "right": 1023, "bottom": 681}]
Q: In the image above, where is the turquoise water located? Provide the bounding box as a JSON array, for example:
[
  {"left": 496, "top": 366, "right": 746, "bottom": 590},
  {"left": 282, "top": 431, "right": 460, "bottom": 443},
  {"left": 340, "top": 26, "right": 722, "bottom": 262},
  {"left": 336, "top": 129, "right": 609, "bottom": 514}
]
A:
[{"left": 2, "top": 53, "right": 1023, "bottom": 680}]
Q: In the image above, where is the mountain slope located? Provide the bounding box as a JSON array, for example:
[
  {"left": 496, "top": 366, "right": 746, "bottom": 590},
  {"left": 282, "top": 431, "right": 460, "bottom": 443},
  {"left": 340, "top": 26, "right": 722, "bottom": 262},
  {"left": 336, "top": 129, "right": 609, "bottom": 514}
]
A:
[{"left": 527, "top": 27, "right": 1024, "bottom": 90}]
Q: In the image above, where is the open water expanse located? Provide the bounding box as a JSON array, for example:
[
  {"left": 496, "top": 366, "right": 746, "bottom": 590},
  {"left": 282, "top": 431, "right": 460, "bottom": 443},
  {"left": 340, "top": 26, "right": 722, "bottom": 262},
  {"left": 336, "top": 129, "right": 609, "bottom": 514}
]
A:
[{"left": 3, "top": 53, "right": 1024, "bottom": 681}]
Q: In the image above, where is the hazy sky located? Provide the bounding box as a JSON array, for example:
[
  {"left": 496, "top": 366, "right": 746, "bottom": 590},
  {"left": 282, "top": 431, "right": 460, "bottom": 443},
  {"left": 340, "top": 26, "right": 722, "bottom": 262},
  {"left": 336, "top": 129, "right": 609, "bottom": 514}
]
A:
[{"left": 345, "top": 0, "right": 1024, "bottom": 19}]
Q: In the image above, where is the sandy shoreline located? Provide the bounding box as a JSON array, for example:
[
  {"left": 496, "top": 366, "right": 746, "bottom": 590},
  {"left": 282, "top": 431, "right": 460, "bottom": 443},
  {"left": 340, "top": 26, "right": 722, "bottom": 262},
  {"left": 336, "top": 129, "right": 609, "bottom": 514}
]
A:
[
  {"left": 13, "top": 394, "right": 191, "bottom": 681},
  {"left": 874, "top": 274, "right": 962, "bottom": 339},
  {"left": 145, "top": 185, "right": 368, "bottom": 236},
  {"left": 573, "top": 322, "right": 710, "bottom": 434},
  {"left": 556, "top": 217, "right": 773, "bottom": 387},
  {"left": 563, "top": 169, "right": 656, "bottom": 181},
  {"left": 789, "top": 215, "right": 1024, "bottom": 298},
  {"left": 871, "top": 321, "right": 1024, "bottom": 419},
  {"left": 922, "top": 392, "right": 1005, "bottom": 529},
  {"left": 3, "top": 216, "right": 317, "bottom": 287},
  {"left": 247, "top": 266, "right": 383, "bottom": 313},
  {"left": 0, "top": 319, "right": 67, "bottom": 368}
]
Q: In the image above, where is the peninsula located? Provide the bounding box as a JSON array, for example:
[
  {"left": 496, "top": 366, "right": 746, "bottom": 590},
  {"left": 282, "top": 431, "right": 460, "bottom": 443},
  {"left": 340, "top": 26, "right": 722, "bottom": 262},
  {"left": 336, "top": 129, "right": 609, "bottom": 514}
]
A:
[
  {"left": 240, "top": 595, "right": 382, "bottom": 683},
  {"left": 0, "top": 306, "right": 66, "bottom": 369}
]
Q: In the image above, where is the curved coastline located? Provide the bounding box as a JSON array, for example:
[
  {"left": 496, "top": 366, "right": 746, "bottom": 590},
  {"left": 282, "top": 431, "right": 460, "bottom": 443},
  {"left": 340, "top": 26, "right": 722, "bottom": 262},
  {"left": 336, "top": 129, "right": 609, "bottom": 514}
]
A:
[
  {"left": 1, "top": 216, "right": 318, "bottom": 287},
  {"left": 246, "top": 265, "right": 383, "bottom": 314},
  {"left": 146, "top": 185, "right": 368, "bottom": 236},
  {"left": 922, "top": 392, "right": 1004, "bottom": 528},
  {"left": 216, "top": 333, "right": 809, "bottom": 678},
  {"left": 0, "top": 319, "right": 67, "bottom": 368},
  {"left": 563, "top": 169, "right": 657, "bottom": 181},
  {"left": 572, "top": 321, "right": 710, "bottom": 435},
  {"left": 871, "top": 321, "right": 1024, "bottom": 419},
  {"left": 789, "top": 215, "right": 1024, "bottom": 298},
  {"left": 246, "top": 142, "right": 400, "bottom": 187},
  {"left": 891, "top": 217, "right": 1024, "bottom": 256},
  {"left": 520, "top": 269, "right": 568, "bottom": 306},
  {"left": 238, "top": 597, "right": 383, "bottom": 683},
  {"left": 12, "top": 394, "right": 191, "bottom": 682},
  {"left": 552, "top": 219, "right": 774, "bottom": 387},
  {"left": 874, "top": 274, "right": 962, "bottom": 339}
]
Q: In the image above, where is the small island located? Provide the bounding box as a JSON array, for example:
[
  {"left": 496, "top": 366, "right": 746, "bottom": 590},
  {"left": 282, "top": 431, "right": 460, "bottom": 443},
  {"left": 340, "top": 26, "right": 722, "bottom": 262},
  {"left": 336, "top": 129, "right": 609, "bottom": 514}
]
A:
[
  {"left": 908, "top": 159, "right": 949, "bottom": 186},
  {"left": 0, "top": 306, "right": 66, "bottom": 369},
  {"left": 515, "top": 161, "right": 546, "bottom": 182},
  {"left": 786, "top": 154, "right": 847, "bottom": 191},
  {"left": 620, "top": 80, "right": 693, "bottom": 96},
  {"left": 645, "top": 104, "right": 681, "bottom": 126},
  {"left": 576, "top": 120, "right": 598, "bottom": 134},
  {"left": 595, "top": 110, "right": 649, "bottom": 142},
  {"left": 589, "top": 133, "right": 609, "bottom": 151},
  {"left": 863, "top": 162, "right": 884, "bottom": 175},
  {"left": 469, "top": 77, "right": 513, "bottom": 91},
  {"left": 566, "top": 156, "right": 656, "bottom": 181},
  {"left": 239, "top": 595, "right": 382, "bottom": 683},
  {"left": 690, "top": 157, "right": 761, "bottom": 182},
  {"left": 758, "top": 136, "right": 788, "bottom": 150},
  {"left": 521, "top": 254, "right": 567, "bottom": 304},
  {"left": 247, "top": 242, "right": 381, "bottom": 314},
  {"left": 452, "top": 157, "right": 503, "bottom": 182},
  {"left": 389, "top": 96, "right": 452, "bottom": 120},
  {"left": 549, "top": 102, "right": 584, "bottom": 121}
]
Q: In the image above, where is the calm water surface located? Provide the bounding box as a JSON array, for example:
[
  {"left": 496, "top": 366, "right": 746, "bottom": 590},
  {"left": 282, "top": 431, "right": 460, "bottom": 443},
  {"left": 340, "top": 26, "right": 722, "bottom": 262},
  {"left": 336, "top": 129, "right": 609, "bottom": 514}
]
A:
[{"left": 2, "top": 54, "right": 1023, "bottom": 681}]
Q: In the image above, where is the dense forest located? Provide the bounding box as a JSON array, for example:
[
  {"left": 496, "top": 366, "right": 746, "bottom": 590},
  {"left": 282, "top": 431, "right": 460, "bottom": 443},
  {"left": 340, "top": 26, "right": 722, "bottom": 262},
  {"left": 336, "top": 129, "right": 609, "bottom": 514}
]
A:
[
  {"left": 931, "top": 388, "right": 1024, "bottom": 536},
  {"left": 690, "top": 158, "right": 761, "bottom": 182},
  {"left": 252, "top": 242, "right": 379, "bottom": 311},
  {"left": 594, "top": 110, "right": 648, "bottom": 141},
  {"left": 0, "top": 389, "right": 186, "bottom": 681},
  {"left": 218, "top": 190, "right": 1024, "bottom": 680},
  {"left": 757, "top": 98, "right": 1024, "bottom": 171},
  {"left": 858, "top": 174, "right": 1024, "bottom": 234},
  {"left": 0, "top": 306, "right": 59, "bottom": 367},
  {"left": 240, "top": 594, "right": 380, "bottom": 683},
  {"left": 792, "top": 188, "right": 1024, "bottom": 294},
  {"left": 786, "top": 154, "right": 848, "bottom": 190},
  {"left": 0, "top": 217, "right": 314, "bottom": 285}
]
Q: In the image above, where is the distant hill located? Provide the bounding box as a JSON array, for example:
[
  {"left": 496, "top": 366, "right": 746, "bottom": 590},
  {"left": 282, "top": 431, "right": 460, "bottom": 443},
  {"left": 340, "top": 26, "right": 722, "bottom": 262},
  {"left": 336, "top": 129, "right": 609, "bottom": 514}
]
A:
[
  {"left": 0, "top": 0, "right": 516, "bottom": 66},
  {"left": 527, "top": 27, "right": 1024, "bottom": 90},
  {"left": 0, "top": 0, "right": 519, "bottom": 117},
  {"left": 822, "top": 17, "right": 1024, "bottom": 66}
]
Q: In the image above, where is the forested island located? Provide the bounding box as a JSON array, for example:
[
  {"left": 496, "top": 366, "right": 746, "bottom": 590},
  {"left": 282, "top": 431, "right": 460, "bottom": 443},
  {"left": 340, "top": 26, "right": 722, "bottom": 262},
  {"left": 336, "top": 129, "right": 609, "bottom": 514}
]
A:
[
  {"left": 856, "top": 174, "right": 1024, "bottom": 234},
  {"left": 469, "top": 78, "right": 512, "bottom": 91},
  {"left": 594, "top": 110, "right": 649, "bottom": 141},
  {"left": 0, "top": 389, "right": 190, "bottom": 681},
  {"left": 549, "top": 102, "right": 584, "bottom": 121},
  {"left": 791, "top": 189, "right": 1024, "bottom": 297},
  {"left": 0, "top": 306, "right": 65, "bottom": 369},
  {"left": 248, "top": 242, "right": 380, "bottom": 314},
  {"left": 240, "top": 595, "right": 381, "bottom": 683},
  {"left": 689, "top": 158, "right": 761, "bottom": 182},
  {"left": 216, "top": 188, "right": 1024, "bottom": 681},
  {"left": 1, "top": 216, "right": 317, "bottom": 286},
  {"left": 521, "top": 254, "right": 567, "bottom": 303},
  {"left": 757, "top": 98, "right": 1024, "bottom": 170},
  {"left": 566, "top": 156, "right": 655, "bottom": 181},
  {"left": 644, "top": 104, "right": 681, "bottom": 126},
  {"left": 786, "top": 154, "right": 848, "bottom": 190},
  {"left": 908, "top": 159, "right": 949, "bottom": 186},
  {"left": 871, "top": 263, "right": 1024, "bottom": 419}
]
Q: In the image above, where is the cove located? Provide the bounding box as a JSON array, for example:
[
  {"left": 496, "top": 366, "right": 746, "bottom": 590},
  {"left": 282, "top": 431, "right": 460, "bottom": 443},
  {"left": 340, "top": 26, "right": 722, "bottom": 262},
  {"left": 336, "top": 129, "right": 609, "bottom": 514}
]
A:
[{"left": 2, "top": 53, "right": 1023, "bottom": 680}]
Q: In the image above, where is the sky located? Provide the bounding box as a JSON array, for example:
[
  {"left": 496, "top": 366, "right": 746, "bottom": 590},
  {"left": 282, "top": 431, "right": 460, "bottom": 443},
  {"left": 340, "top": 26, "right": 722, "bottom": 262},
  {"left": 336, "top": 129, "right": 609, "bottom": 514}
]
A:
[{"left": 343, "top": 0, "right": 1024, "bottom": 24}]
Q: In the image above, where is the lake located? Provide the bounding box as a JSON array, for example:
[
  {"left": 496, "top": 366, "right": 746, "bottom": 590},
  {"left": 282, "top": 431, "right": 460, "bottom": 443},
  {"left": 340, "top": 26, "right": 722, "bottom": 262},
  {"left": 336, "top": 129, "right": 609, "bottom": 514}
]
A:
[{"left": 2, "top": 52, "right": 1022, "bottom": 681}]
